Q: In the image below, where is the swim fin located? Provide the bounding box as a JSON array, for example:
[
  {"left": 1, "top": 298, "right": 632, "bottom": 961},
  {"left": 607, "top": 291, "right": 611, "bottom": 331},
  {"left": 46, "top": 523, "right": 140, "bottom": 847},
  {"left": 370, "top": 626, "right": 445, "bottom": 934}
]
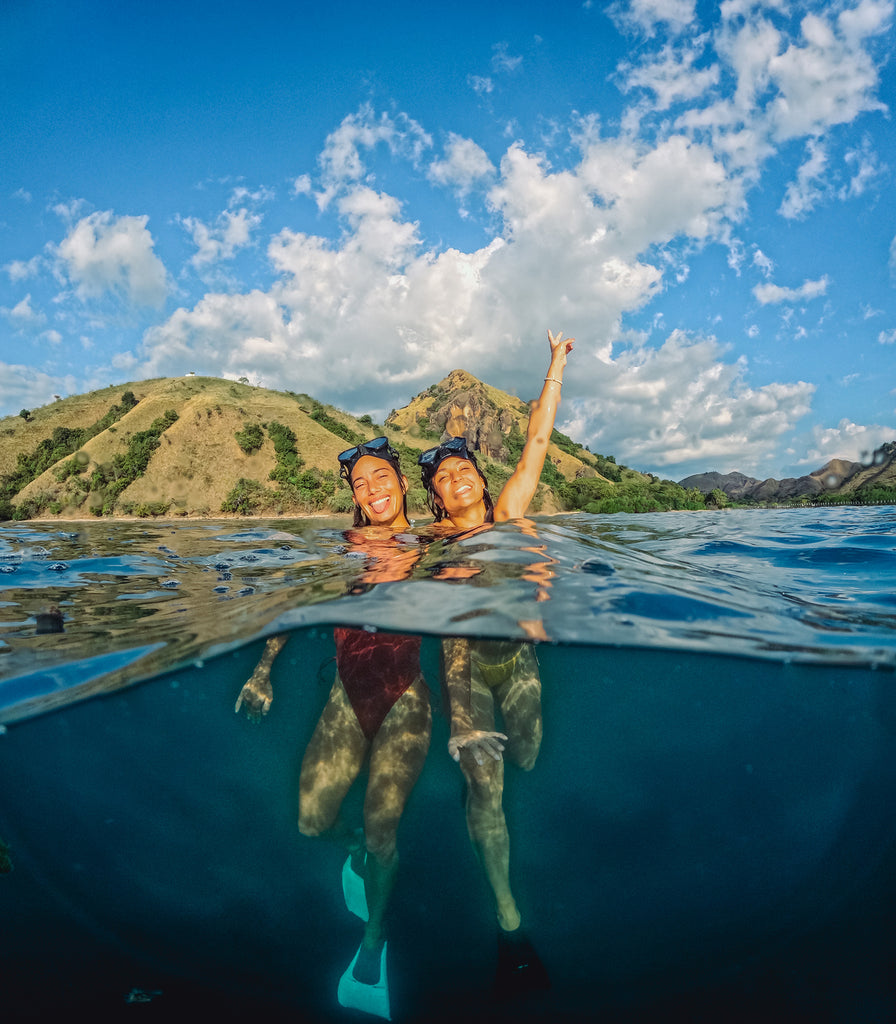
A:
[
  {"left": 337, "top": 941, "right": 391, "bottom": 1021},
  {"left": 494, "top": 927, "right": 551, "bottom": 998},
  {"left": 342, "top": 853, "right": 369, "bottom": 921}
]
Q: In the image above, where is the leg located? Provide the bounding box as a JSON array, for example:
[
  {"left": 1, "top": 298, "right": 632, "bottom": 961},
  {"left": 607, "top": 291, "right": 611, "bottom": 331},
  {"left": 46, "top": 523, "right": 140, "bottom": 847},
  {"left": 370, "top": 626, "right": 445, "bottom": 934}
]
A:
[
  {"left": 352, "top": 676, "right": 432, "bottom": 982},
  {"left": 458, "top": 669, "right": 521, "bottom": 932},
  {"left": 298, "top": 676, "right": 369, "bottom": 846},
  {"left": 361, "top": 677, "right": 431, "bottom": 945},
  {"left": 494, "top": 645, "right": 542, "bottom": 771}
]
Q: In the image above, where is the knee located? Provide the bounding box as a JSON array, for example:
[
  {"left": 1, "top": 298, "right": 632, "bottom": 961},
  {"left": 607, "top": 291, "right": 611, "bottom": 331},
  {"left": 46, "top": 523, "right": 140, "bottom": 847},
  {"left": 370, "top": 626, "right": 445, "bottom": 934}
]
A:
[
  {"left": 297, "top": 813, "right": 325, "bottom": 839},
  {"left": 462, "top": 760, "right": 503, "bottom": 810},
  {"left": 511, "top": 722, "right": 542, "bottom": 772},
  {"left": 363, "top": 821, "right": 398, "bottom": 865},
  {"left": 298, "top": 795, "right": 332, "bottom": 839}
]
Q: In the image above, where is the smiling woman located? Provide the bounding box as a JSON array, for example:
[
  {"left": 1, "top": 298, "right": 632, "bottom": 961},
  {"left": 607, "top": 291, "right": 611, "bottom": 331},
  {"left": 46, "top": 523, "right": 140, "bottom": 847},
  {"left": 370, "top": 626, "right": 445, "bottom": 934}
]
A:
[{"left": 234, "top": 433, "right": 427, "bottom": 1021}]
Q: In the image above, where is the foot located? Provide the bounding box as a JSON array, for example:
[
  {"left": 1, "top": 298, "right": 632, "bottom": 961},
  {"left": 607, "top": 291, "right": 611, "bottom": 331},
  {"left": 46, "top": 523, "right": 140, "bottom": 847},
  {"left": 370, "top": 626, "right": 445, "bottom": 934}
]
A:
[
  {"left": 353, "top": 940, "right": 385, "bottom": 985},
  {"left": 494, "top": 927, "right": 550, "bottom": 998},
  {"left": 496, "top": 900, "right": 521, "bottom": 932}
]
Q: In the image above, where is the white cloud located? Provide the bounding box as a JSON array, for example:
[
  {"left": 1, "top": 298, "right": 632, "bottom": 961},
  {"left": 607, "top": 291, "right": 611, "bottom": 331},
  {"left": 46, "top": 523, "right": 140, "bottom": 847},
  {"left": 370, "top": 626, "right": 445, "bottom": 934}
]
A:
[
  {"left": 560, "top": 330, "right": 815, "bottom": 475},
  {"left": 753, "top": 275, "right": 829, "bottom": 305},
  {"left": 618, "top": 39, "right": 720, "bottom": 110},
  {"left": 491, "top": 42, "right": 523, "bottom": 73},
  {"left": 797, "top": 417, "right": 895, "bottom": 467},
  {"left": 778, "top": 137, "right": 828, "bottom": 218},
  {"left": 766, "top": 10, "right": 889, "bottom": 141},
  {"left": 879, "top": 328, "right": 896, "bottom": 345},
  {"left": 0, "top": 364, "right": 78, "bottom": 413},
  {"left": 315, "top": 105, "right": 432, "bottom": 209},
  {"left": 428, "top": 134, "right": 496, "bottom": 197},
  {"left": 609, "top": 0, "right": 697, "bottom": 36},
  {"left": 5, "top": 255, "right": 43, "bottom": 282},
  {"left": 54, "top": 211, "right": 168, "bottom": 307},
  {"left": 576, "top": 133, "right": 741, "bottom": 252},
  {"left": 131, "top": 107, "right": 824, "bottom": 475},
  {"left": 751, "top": 246, "right": 774, "bottom": 277},
  {"left": 837, "top": 0, "right": 894, "bottom": 46},
  {"left": 468, "top": 75, "right": 494, "bottom": 95},
  {"left": 1, "top": 294, "right": 46, "bottom": 331},
  {"left": 180, "top": 207, "right": 262, "bottom": 269}
]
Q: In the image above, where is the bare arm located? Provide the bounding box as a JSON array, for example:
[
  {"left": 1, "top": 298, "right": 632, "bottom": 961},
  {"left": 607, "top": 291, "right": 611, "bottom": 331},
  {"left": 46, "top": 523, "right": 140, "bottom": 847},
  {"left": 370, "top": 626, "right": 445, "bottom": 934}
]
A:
[
  {"left": 235, "top": 634, "right": 289, "bottom": 721},
  {"left": 494, "top": 329, "right": 574, "bottom": 522}
]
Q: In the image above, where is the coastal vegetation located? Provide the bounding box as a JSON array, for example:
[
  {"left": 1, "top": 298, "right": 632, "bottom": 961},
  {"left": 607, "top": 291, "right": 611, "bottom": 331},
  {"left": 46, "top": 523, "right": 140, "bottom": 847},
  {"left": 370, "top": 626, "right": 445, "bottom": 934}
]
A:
[{"left": 0, "top": 373, "right": 893, "bottom": 521}]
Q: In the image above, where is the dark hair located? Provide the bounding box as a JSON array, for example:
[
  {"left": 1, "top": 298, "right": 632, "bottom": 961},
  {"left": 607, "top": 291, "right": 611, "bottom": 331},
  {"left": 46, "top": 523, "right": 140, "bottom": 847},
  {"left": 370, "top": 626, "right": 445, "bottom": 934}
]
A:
[{"left": 423, "top": 450, "right": 494, "bottom": 523}]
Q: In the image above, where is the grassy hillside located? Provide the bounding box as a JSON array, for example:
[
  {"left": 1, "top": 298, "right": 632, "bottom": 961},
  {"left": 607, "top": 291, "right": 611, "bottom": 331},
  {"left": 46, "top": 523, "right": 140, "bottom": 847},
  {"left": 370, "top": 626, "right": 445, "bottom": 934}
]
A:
[{"left": 0, "top": 373, "right": 718, "bottom": 520}]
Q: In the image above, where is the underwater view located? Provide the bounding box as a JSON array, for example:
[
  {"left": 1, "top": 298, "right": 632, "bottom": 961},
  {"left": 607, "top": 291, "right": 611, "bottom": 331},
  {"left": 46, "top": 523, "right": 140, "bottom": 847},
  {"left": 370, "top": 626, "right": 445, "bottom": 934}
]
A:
[{"left": 2, "top": 506, "right": 896, "bottom": 1022}]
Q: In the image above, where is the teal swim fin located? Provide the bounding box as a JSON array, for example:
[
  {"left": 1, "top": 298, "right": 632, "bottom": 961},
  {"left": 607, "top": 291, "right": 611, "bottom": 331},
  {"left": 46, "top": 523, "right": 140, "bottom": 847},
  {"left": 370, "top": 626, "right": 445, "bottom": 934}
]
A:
[
  {"left": 337, "top": 942, "right": 390, "bottom": 1021},
  {"left": 342, "top": 853, "right": 369, "bottom": 921}
]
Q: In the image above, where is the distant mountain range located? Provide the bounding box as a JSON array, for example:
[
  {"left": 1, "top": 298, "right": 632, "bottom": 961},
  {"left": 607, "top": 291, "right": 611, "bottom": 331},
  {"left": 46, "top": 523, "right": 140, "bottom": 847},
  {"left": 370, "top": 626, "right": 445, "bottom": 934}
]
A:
[{"left": 679, "top": 444, "right": 896, "bottom": 501}]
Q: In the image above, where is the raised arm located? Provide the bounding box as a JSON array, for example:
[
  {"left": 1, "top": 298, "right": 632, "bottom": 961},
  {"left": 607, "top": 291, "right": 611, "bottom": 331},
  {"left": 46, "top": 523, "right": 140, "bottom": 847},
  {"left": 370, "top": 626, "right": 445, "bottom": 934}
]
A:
[{"left": 493, "top": 329, "right": 574, "bottom": 522}]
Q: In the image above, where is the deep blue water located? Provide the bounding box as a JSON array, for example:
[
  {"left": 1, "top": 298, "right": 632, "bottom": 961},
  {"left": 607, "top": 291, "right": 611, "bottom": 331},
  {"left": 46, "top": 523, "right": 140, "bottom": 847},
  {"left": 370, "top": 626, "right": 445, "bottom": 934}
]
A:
[{"left": 1, "top": 508, "right": 895, "bottom": 1022}]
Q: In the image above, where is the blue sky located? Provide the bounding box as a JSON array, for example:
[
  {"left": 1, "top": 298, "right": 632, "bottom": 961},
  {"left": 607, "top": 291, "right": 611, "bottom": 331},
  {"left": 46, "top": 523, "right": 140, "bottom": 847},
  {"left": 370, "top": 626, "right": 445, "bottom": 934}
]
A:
[{"left": 1, "top": 0, "right": 894, "bottom": 480}]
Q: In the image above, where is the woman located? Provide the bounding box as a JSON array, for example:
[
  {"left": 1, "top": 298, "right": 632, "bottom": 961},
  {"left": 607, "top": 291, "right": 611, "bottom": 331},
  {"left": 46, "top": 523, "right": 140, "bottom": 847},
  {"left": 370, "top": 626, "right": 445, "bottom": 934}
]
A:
[
  {"left": 236, "top": 436, "right": 429, "bottom": 1020},
  {"left": 418, "top": 329, "right": 573, "bottom": 992}
]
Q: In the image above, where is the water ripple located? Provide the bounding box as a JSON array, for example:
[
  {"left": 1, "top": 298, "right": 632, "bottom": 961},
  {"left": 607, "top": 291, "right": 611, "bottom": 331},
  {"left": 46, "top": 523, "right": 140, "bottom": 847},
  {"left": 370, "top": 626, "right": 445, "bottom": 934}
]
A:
[{"left": 1, "top": 508, "right": 894, "bottom": 721}]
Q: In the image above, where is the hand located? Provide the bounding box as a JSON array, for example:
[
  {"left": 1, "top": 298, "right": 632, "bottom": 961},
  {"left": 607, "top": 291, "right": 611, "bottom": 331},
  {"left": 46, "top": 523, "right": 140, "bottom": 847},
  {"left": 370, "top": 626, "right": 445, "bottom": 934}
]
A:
[
  {"left": 448, "top": 730, "right": 509, "bottom": 765},
  {"left": 234, "top": 673, "right": 273, "bottom": 722},
  {"left": 547, "top": 329, "right": 574, "bottom": 369}
]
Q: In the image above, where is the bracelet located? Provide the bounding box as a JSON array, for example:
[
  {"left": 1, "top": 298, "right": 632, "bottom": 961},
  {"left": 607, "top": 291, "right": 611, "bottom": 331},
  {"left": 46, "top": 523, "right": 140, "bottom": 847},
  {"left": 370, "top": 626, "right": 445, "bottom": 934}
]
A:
[{"left": 544, "top": 376, "right": 563, "bottom": 385}]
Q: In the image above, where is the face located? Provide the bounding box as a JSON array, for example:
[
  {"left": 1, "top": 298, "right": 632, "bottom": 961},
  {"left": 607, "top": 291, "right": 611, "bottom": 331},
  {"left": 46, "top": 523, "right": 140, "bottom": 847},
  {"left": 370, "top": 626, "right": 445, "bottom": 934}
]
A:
[
  {"left": 431, "top": 456, "right": 486, "bottom": 516},
  {"left": 350, "top": 455, "right": 408, "bottom": 527}
]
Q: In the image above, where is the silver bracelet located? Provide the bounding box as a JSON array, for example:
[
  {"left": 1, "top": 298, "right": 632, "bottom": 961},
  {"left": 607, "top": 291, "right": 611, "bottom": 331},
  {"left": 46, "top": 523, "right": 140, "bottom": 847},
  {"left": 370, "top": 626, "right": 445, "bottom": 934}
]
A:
[{"left": 544, "top": 376, "right": 563, "bottom": 384}]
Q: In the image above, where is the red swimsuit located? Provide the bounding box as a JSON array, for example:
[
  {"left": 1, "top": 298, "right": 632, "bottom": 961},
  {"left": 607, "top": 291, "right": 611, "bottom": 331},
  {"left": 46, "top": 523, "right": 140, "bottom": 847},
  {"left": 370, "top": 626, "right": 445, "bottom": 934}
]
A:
[{"left": 334, "top": 627, "right": 422, "bottom": 741}]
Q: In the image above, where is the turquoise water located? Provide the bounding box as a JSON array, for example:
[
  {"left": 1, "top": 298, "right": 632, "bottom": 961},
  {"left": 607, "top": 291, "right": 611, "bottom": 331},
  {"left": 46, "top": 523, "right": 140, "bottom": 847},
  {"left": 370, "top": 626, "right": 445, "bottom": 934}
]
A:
[{"left": 1, "top": 508, "right": 895, "bottom": 1021}]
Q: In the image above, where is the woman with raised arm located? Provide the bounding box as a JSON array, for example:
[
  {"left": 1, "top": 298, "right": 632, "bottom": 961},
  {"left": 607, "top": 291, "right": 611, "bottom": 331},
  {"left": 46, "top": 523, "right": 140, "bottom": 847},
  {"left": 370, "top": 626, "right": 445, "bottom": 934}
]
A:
[
  {"left": 236, "top": 437, "right": 429, "bottom": 1021},
  {"left": 418, "top": 329, "right": 573, "bottom": 995}
]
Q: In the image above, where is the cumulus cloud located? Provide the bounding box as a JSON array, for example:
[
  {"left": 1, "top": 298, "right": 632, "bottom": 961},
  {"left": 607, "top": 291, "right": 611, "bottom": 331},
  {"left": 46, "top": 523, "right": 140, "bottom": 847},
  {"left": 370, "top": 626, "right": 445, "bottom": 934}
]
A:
[
  {"left": 765, "top": 9, "right": 889, "bottom": 141},
  {"left": 315, "top": 105, "right": 432, "bottom": 209},
  {"left": 130, "top": 96, "right": 833, "bottom": 475},
  {"left": 879, "top": 328, "right": 896, "bottom": 345},
  {"left": 796, "top": 416, "right": 895, "bottom": 467},
  {"left": 180, "top": 207, "right": 262, "bottom": 269},
  {"left": 753, "top": 276, "right": 829, "bottom": 305},
  {"left": 560, "top": 331, "right": 815, "bottom": 475},
  {"left": 428, "top": 134, "right": 496, "bottom": 197},
  {"left": 54, "top": 211, "right": 168, "bottom": 307}
]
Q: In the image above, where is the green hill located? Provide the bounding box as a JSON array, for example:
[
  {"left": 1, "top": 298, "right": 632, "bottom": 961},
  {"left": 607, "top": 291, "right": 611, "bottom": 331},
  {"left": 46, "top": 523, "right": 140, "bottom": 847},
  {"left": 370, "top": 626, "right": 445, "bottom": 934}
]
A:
[{"left": 0, "top": 373, "right": 707, "bottom": 520}]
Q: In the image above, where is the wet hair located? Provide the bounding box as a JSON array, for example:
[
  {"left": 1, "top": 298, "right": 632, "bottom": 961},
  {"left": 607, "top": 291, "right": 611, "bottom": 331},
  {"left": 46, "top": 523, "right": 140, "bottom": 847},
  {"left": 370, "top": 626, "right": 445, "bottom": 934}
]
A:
[{"left": 422, "top": 450, "right": 494, "bottom": 524}]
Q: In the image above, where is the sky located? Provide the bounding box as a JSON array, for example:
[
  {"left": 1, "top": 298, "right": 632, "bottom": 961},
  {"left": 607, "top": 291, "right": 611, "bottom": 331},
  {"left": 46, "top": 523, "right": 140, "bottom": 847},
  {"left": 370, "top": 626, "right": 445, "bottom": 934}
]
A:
[{"left": 1, "top": 0, "right": 894, "bottom": 481}]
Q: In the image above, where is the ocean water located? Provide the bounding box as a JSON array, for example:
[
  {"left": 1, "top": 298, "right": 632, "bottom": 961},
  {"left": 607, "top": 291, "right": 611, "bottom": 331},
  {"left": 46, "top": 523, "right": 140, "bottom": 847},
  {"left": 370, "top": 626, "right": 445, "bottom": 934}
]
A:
[{"left": 1, "top": 507, "right": 895, "bottom": 1022}]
